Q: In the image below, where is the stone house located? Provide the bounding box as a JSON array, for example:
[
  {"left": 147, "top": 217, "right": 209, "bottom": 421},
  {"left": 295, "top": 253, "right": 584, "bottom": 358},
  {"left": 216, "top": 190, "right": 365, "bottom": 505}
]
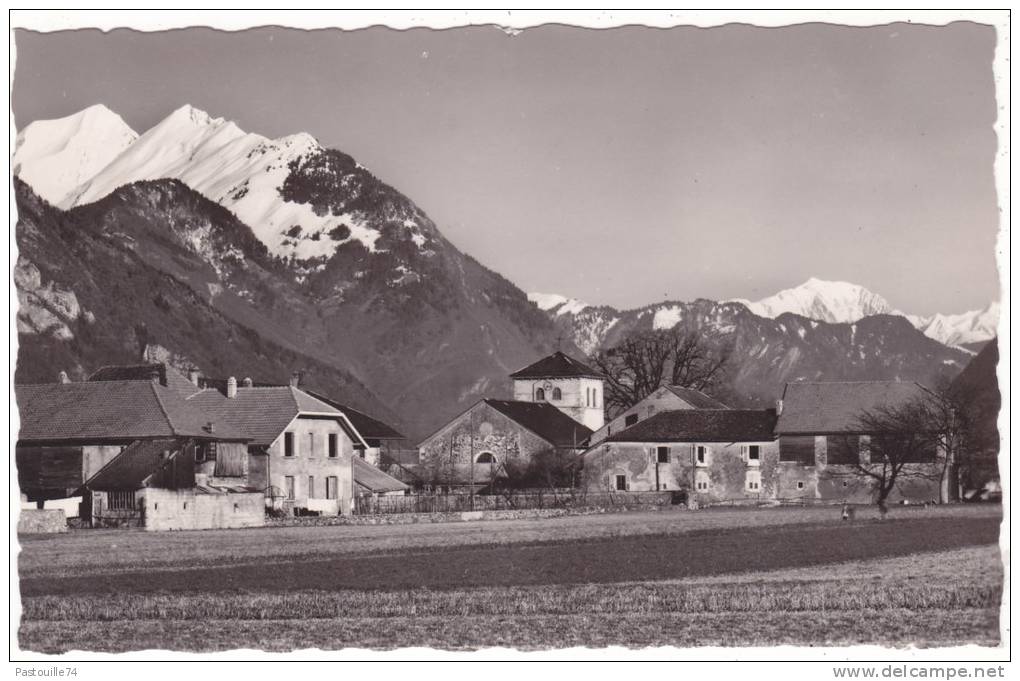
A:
[
  {"left": 417, "top": 398, "right": 594, "bottom": 490},
  {"left": 15, "top": 376, "right": 248, "bottom": 520},
  {"left": 582, "top": 409, "right": 778, "bottom": 503},
  {"left": 588, "top": 385, "right": 728, "bottom": 446},
  {"left": 187, "top": 380, "right": 407, "bottom": 515},
  {"left": 416, "top": 351, "right": 602, "bottom": 489},
  {"left": 775, "top": 381, "right": 948, "bottom": 503}
]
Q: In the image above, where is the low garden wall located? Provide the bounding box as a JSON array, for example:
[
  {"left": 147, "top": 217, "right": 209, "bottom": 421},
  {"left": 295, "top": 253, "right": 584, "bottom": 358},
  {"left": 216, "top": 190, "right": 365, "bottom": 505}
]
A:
[
  {"left": 18, "top": 509, "right": 67, "bottom": 534},
  {"left": 269, "top": 498, "right": 681, "bottom": 527}
]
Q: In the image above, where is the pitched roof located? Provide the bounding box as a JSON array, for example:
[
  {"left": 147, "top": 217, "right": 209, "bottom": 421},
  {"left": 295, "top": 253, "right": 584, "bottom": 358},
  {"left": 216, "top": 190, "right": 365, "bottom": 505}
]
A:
[
  {"left": 84, "top": 439, "right": 188, "bottom": 491},
  {"left": 89, "top": 363, "right": 200, "bottom": 400},
  {"left": 353, "top": 457, "right": 410, "bottom": 493},
  {"left": 306, "top": 391, "right": 406, "bottom": 441},
  {"left": 15, "top": 380, "right": 244, "bottom": 443},
  {"left": 484, "top": 399, "right": 593, "bottom": 447},
  {"left": 605, "top": 409, "right": 778, "bottom": 443},
  {"left": 665, "top": 386, "right": 729, "bottom": 409},
  {"left": 509, "top": 351, "right": 603, "bottom": 380},
  {"left": 186, "top": 386, "right": 367, "bottom": 447},
  {"left": 775, "top": 381, "right": 932, "bottom": 434}
]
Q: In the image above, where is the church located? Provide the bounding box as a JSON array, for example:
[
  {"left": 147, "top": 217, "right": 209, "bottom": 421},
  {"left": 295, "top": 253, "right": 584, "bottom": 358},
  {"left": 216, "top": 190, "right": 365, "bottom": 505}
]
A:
[{"left": 416, "top": 351, "right": 604, "bottom": 488}]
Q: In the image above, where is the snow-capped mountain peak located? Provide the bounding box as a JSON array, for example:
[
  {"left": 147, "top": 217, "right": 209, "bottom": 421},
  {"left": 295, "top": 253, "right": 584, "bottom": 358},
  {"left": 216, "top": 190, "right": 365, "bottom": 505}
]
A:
[
  {"left": 910, "top": 302, "right": 1000, "bottom": 348},
  {"left": 730, "top": 278, "right": 893, "bottom": 324},
  {"left": 527, "top": 292, "right": 589, "bottom": 316},
  {"left": 12, "top": 104, "right": 138, "bottom": 207}
]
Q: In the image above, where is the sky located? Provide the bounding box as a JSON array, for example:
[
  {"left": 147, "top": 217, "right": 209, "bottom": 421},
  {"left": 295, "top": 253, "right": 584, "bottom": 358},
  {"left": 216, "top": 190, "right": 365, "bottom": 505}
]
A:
[{"left": 12, "top": 22, "right": 1001, "bottom": 316}]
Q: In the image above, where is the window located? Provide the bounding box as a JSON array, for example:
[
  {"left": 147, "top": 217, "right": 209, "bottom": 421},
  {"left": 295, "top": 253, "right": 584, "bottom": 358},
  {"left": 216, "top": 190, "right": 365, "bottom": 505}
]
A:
[
  {"left": 827, "top": 435, "right": 861, "bottom": 465},
  {"left": 657, "top": 446, "right": 670, "bottom": 464},
  {"left": 696, "top": 445, "right": 710, "bottom": 466},
  {"left": 328, "top": 433, "right": 338, "bottom": 458},
  {"left": 285, "top": 476, "right": 295, "bottom": 500},
  {"left": 195, "top": 443, "right": 205, "bottom": 463},
  {"left": 308, "top": 476, "right": 315, "bottom": 499},
  {"left": 624, "top": 414, "right": 639, "bottom": 427},
  {"left": 536, "top": 388, "right": 545, "bottom": 401},
  {"left": 797, "top": 481, "right": 805, "bottom": 490},
  {"left": 326, "top": 476, "right": 338, "bottom": 500},
  {"left": 748, "top": 445, "right": 760, "bottom": 462},
  {"left": 779, "top": 436, "right": 815, "bottom": 464},
  {"left": 695, "top": 472, "right": 711, "bottom": 492},
  {"left": 593, "top": 388, "right": 599, "bottom": 408},
  {"left": 746, "top": 470, "right": 761, "bottom": 492},
  {"left": 284, "top": 432, "right": 295, "bottom": 457},
  {"left": 552, "top": 387, "right": 562, "bottom": 401},
  {"left": 307, "top": 432, "right": 316, "bottom": 458},
  {"left": 476, "top": 452, "right": 496, "bottom": 464},
  {"left": 107, "top": 490, "right": 136, "bottom": 510},
  {"left": 615, "top": 474, "right": 627, "bottom": 491}
]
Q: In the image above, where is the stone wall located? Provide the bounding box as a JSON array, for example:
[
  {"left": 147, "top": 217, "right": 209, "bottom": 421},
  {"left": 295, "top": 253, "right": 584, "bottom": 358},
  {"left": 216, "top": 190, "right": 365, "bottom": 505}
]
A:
[
  {"left": 268, "top": 498, "right": 679, "bottom": 527},
  {"left": 142, "top": 488, "right": 264, "bottom": 531},
  {"left": 583, "top": 440, "right": 780, "bottom": 503},
  {"left": 17, "top": 508, "right": 67, "bottom": 534},
  {"left": 585, "top": 434, "right": 946, "bottom": 504}
]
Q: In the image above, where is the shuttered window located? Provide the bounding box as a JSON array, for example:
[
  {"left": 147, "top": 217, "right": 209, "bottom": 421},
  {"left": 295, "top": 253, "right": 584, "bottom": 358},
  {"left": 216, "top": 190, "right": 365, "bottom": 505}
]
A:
[
  {"left": 826, "top": 435, "right": 861, "bottom": 465},
  {"left": 779, "top": 436, "right": 815, "bottom": 464}
]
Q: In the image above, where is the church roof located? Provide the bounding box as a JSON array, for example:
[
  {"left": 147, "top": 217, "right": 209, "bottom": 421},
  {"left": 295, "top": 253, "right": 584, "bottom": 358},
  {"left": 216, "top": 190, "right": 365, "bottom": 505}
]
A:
[
  {"left": 509, "top": 351, "right": 603, "bottom": 380},
  {"left": 484, "top": 399, "right": 593, "bottom": 448}
]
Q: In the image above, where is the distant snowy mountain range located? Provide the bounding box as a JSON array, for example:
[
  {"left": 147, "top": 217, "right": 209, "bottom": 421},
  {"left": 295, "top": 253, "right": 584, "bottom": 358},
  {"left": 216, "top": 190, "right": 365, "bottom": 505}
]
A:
[{"left": 530, "top": 278, "right": 999, "bottom": 350}]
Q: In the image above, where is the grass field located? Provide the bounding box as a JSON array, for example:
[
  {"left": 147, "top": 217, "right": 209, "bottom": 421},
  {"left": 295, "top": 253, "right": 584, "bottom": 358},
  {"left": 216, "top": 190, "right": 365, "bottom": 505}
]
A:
[{"left": 17, "top": 504, "right": 1004, "bottom": 653}]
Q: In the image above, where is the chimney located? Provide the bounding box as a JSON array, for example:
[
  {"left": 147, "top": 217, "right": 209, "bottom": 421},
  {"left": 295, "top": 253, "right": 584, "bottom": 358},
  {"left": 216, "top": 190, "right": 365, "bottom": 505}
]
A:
[
  {"left": 242, "top": 377, "right": 253, "bottom": 388},
  {"left": 290, "top": 371, "right": 301, "bottom": 388},
  {"left": 57, "top": 370, "right": 70, "bottom": 384},
  {"left": 188, "top": 367, "right": 201, "bottom": 387},
  {"left": 227, "top": 376, "right": 237, "bottom": 399},
  {"left": 775, "top": 399, "right": 784, "bottom": 416}
]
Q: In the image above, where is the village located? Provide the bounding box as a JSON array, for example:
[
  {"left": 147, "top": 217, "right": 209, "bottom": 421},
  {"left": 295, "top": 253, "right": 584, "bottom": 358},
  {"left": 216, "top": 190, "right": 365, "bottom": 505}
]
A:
[{"left": 16, "top": 341, "right": 993, "bottom": 534}]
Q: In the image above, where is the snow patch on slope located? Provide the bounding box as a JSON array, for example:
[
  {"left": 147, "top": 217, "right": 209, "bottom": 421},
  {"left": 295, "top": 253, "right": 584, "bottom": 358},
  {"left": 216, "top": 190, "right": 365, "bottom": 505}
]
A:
[
  {"left": 528, "top": 292, "right": 589, "bottom": 316},
  {"left": 652, "top": 305, "right": 683, "bottom": 330}
]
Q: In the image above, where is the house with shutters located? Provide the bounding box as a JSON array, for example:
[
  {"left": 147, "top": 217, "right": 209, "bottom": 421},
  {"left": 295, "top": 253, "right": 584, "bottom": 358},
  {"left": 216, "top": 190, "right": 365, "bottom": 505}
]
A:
[
  {"left": 187, "top": 378, "right": 408, "bottom": 515},
  {"left": 416, "top": 351, "right": 600, "bottom": 490},
  {"left": 588, "top": 385, "right": 728, "bottom": 446},
  {"left": 582, "top": 409, "right": 778, "bottom": 501}
]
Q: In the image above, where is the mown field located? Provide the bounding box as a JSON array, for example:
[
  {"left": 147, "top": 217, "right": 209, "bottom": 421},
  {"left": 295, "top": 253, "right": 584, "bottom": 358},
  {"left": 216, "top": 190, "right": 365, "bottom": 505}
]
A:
[{"left": 17, "top": 505, "right": 1004, "bottom": 652}]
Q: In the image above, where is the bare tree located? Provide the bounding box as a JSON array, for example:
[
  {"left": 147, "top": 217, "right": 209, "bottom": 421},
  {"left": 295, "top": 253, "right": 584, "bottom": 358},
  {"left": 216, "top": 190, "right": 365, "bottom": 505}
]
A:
[
  {"left": 590, "top": 328, "right": 730, "bottom": 411},
  {"left": 829, "top": 398, "right": 945, "bottom": 511}
]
